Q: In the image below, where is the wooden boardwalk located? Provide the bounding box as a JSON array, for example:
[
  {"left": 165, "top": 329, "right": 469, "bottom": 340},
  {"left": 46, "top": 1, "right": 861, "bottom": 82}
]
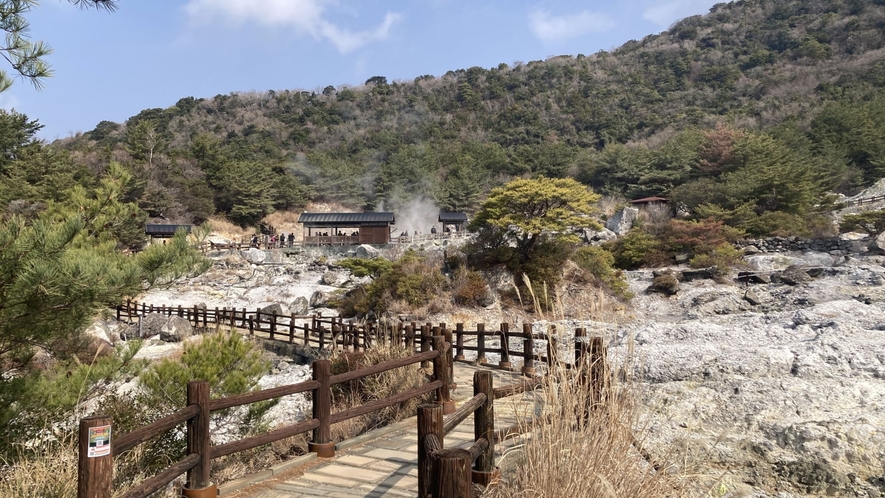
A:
[{"left": 225, "top": 363, "right": 539, "bottom": 498}]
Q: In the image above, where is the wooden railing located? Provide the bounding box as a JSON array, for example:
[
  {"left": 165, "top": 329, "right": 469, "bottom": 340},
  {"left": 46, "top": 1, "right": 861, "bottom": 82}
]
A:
[
  {"left": 845, "top": 193, "right": 885, "bottom": 206},
  {"left": 78, "top": 337, "right": 452, "bottom": 498},
  {"left": 116, "top": 302, "right": 584, "bottom": 374},
  {"left": 417, "top": 327, "right": 606, "bottom": 497}
]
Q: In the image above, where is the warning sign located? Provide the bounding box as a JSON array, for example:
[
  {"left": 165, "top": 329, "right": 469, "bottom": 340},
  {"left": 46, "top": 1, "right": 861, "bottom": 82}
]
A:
[{"left": 87, "top": 425, "right": 111, "bottom": 458}]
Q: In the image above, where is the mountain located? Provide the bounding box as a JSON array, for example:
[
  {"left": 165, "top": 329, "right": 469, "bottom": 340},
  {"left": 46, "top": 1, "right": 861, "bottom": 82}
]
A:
[{"left": 58, "top": 0, "right": 885, "bottom": 233}]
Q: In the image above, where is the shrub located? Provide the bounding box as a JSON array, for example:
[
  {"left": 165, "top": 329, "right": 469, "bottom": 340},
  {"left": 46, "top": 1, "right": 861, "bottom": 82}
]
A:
[
  {"left": 607, "top": 230, "right": 661, "bottom": 270},
  {"left": 451, "top": 267, "right": 491, "bottom": 306},
  {"left": 571, "top": 246, "right": 632, "bottom": 299},
  {"left": 689, "top": 242, "right": 744, "bottom": 276},
  {"left": 660, "top": 218, "right": 743, "bottom": 255},
  {"left": 840, "top": 211, "right": 885, "bottom": 235},
  {"left": 338, "top": 250, "right": 446, "bottom": 316}
]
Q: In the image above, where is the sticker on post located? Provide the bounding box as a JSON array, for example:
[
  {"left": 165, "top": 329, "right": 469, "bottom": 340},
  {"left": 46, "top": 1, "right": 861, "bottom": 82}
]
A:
[{"left": 88, "top": 425, "right": 112, "bottom": 458}]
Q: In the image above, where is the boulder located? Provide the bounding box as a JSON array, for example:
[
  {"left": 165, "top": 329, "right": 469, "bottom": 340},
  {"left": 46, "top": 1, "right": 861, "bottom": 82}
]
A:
[
  {"left": 605, "top": 207, "right": 640, "bottom": 236},
  {"left": 780, "top": 265, "right": 812, "bottom": 286},
  {"left": 647, "top": 273, "right": 679, "bottom": 295},
  {"left": 872, "top": 232, "right": 885, "bottom": 253},
  {"left": 680, "top": 267, "right": 716, "bottom": 281},
  {"left": 159, "top": 315, "right": 194, "bottom": 342},
  {"left": 290, "top": 296, "right": 310, "bottom": 315},
  {"left": 309, "top": 290, "right": 333, "bottom": 308},
  {"left": 322, "top": 270, "right": 349, "bottom": 287},
  {"left": 260, "top": 303, "right": 285, "bottom": 316},
  {"left": 742, "top": 245, "right": 761, "bottom": 255},
  {"left": 744, "top": 288, "right": 763, "bottom": 306},
  {"left": 580, "top": 227, "right": 617, "bottom": 245},
  {"left": 355, "top": 244, "right": 382, "bottom": 259},
  {"left": 242, "top": 247, "right": 267, "bottom": 264}
]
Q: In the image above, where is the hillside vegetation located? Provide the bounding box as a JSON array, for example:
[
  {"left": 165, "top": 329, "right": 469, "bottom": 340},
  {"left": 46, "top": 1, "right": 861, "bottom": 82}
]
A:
[{"left": 4, "top": 0, "right": 885, "bottom": 235}]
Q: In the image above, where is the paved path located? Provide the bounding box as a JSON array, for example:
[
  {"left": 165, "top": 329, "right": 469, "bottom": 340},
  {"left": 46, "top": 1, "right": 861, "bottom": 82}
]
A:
[{"left": 228, "top": 364, "right": 540, "bottom": 498}]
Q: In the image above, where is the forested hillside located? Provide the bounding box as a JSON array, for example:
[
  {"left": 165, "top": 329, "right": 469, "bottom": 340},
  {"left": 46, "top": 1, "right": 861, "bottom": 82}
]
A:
[{"left": 40, "top": 0, "right": 885, "bottom": 234}]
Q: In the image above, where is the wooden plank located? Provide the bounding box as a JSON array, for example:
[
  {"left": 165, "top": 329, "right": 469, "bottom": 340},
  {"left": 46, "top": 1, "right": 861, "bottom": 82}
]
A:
[
  {"left": 211, "top": 419, "right": 321, "bottom": 459},
  {"left": 209, "top": 380, "right": 320, "bottom": 411},
  {"left": 118, "top": 453, "right": 200, "bottom": 498},
  {"left": 442, "top": 393, "right": 486, "bottom": 435},
  {"left": 330, "top": 380, "right": 443, "bottom": 424},
  {"left": 114, "top": 405, "right": 200, "bottom": 456}
]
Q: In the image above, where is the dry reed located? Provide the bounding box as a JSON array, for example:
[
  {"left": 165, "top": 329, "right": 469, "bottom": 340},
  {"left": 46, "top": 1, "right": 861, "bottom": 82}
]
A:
[{"left": 485, "top": 362, "right": 692, "bottom": 498}]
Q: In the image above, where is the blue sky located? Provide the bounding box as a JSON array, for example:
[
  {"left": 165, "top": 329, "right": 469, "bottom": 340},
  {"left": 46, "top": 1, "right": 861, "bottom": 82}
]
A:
[{"left": 6, "top": 0, "right": 726, "bottom": 140}]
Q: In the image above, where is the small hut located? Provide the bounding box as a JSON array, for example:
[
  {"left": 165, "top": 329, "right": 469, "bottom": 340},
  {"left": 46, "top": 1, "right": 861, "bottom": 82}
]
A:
[
  {"left": 297, "top": 212, "right": 395, "bottom": 245},
  {"left": 145, "top": 224, "right": 192, "bottom": 239},
  {"left": 438, "top": 212, "right": 468, "bottom": 233}
]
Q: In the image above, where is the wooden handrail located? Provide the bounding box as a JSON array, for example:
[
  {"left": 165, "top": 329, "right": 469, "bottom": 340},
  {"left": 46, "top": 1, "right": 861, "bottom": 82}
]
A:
[
  {"left": 442, "top": 393, "right": 487, "bottom": 435},
  {"left": 209, "top": 380, "right": 320, "bottom": 411},
  {"left": 211, "top": 418, "right": 321, "bottom": 459},
  {"left": 113, "top": 404, "right": 200, "bottom": 456},
  {"left": 330, "top": 349, "right": 438, "bottom": 385},
  {"left": 493, "top": 377, "right": 543, "bottom": 399},
  {"left": 468, "top": 437, "right": 489, "bottom": 462},
  {"left": 330, "top": 380, "right": 443, "bottom": 424}
]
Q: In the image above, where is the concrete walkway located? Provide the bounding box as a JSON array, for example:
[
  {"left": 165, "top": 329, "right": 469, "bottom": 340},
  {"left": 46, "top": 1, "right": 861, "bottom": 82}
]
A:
[{"left": 227, "top": 363, "right": 540, "bottom": 498}]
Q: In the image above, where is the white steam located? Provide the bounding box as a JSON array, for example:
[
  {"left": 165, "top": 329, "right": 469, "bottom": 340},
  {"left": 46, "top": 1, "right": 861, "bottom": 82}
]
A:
[{"left": 378, "top": 196, "right": 440, "bottom": 236}]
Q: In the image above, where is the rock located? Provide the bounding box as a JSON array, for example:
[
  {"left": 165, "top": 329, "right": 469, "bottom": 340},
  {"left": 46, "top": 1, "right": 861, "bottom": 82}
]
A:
[
  {"left": 780, "top": 265, "right": 812, "bottom": 286},
  {"left": 355, "top": 244, "right": 382, "bottom": 259},
  {"left": 744, "top": 288, "right": 763, "bottom": 305},
  {"left": 738, "top": 271, "right": 771, "bottom": 284},
  {"left": 742, "top": 245, "right": 762, "bottom": 255},
  {"left": 260, "top": 303, "right": 284, "bottom": 316},
  {"left": 680, "top": 267, "right": 716, "bottom": 281},
  {"left": 84, "top": 320, "right": 118, "bottom": 345},
  {"left": 159, "top": 316, "right": 194, "bottom": 342},
  {"left": 242, "top": 247, "right": 267, "bottom": 264},
  {"left": 322, "top": 270, "right": 349, "bottom": 287},
  {"left": 674, "top": 252, "right": 691, "bottom": 264},
  {"left": 872, "top": 232, "right": 885, "bottom": 253},
  {"left": 309, "top": 290, "right": 333, "bottom": 308},
  {"left": 605, "top": 207, "right": 640, "bottom": 236},
  {"left": 290, "top": 296, "right": 309, "bottom": 315},
  {"left": 581, "top": 227, "right": 617, "bottom": 245},
  {"left": 647, "top": 273, "right": 679, "bottom": 295}
]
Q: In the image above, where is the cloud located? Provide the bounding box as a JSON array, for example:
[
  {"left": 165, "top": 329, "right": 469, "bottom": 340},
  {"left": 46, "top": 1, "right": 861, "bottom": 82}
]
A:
[
  {"left": 643, "top": 0, "right": 723, "bottom": 27},
  {"left": 184, "top": 0, "right": 402, "bottom": 54},
  {"left": 528, "top": 8, "right": 614, "bottom": 43}
]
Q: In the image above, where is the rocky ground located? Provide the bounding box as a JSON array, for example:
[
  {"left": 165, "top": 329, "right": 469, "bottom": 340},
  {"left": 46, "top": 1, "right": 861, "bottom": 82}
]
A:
[{"left": 126, "top": 242, "right": 885, "bottom": 498}]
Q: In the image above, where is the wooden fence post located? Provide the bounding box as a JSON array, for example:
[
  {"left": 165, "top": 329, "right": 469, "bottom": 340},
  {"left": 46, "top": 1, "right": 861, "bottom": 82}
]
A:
[
  {"left": 289, "top": 313, "right": 296, "bottom": 343},
  {"left": 432, "top": 336, "right": 455, "bottom": 414},
  {"left": 269, "top": 312, "right": 277, "bottom": 341},
  {"left": 476, "top": 323, "right": 486, "bottom": 365},
  {"left": 185, "top": 380, "right": 212, "bottom": 491},
  {"left": 309, "top": 359, "right": 335, "bottom": 457},
  {"left": 442, "top": 326, "right": 455, "bottom": 391},
  {"left": 546, "top": 325, "right": 558, "bottom": 366},
  {"left": 431, "top": 449, "right": 472, "bottom": 498},
  {"left": 78, "top": 415, "right": 113, "bottom": 498},
  {"left": 418, "top": 404, "right": 444, "bottom": 498},
  {"left": 473, "top": 371, "right": 495, "bottom": 482},
  {"left": 590, "top": 337, "right": 608, "bottom": 410},
  {"left": 421, "top": 324, "right": 432, "bottom": 369},
  {"left": 303, "top": 323, "right": 310, "bottom": 347},
  {"left": 499, "top": 323, "right": 511, "bottom": 370},
  {"left": 455, "top": 323, "right": 465, "bottom": 360},
  {"left": 522, "top": 323, "right": 535, "bottom": 376}
]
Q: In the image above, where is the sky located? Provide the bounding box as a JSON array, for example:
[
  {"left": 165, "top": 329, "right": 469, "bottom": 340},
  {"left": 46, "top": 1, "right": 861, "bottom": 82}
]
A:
[{"left": 5, "top": 0, "right": 728, "bottom": 140}]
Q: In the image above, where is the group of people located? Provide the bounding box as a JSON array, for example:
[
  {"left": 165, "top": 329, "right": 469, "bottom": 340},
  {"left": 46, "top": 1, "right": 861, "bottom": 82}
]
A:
[{"left": 250, "top": 233, "right": 296, "bottom": 248}]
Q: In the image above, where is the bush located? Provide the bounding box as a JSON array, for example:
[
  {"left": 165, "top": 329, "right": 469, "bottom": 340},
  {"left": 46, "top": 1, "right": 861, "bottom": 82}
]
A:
[
  {"left": 607, "top": 230, "right": 661, "bottom": 270},
  {"left": 451, "top": 267, "right": 491, "bottom": 306},
  {"left": 338, "top": 250, "right": 446, "bottom": 316},
  {"left": 660, "top": 218, "right": 743, "bottom": 255},
  {"left": 688, "top": 243, "right": 744, "bottom": 276},
  {"left": 571, "top": 246, "right": 632, "bottom": 299},
  {"left": 840, "top": 211, "right": 885, "bottom": 235}
]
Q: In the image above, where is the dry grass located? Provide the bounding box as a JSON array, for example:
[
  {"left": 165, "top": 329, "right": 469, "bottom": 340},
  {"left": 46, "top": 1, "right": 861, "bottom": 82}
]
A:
[
  {"left": 329, "top": 343, "right": 432, "bottom": 441},
  {"left": 485, "top": 363, "right": 692, "bottom": 498},
  {"left": 206, "top": 215, "right": 251, "bottom": 240},
  {"left": 0, "top": 438, "right": 79, "bottom": 498}
]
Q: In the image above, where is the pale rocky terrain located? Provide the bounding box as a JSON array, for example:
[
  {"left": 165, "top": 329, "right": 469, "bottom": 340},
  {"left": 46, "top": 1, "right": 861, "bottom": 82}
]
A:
[{"left": 122, "top": 238, "right": 885, "bottom": 497}]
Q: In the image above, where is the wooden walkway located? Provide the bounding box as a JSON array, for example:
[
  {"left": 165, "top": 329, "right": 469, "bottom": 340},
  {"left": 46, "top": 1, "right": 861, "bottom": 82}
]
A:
[{"left": 225, "top": 363, "right": 539, "bottom": 498}]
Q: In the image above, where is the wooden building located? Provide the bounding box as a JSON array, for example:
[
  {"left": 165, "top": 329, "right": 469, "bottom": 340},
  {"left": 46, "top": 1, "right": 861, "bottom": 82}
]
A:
[
  {"left": 297, "top": 212, "right": 395, "bottom": 245},
  {"left": 145, "top": 224, "right": 192, "bottom": 239},
  {"left": 438, "top": 212, "right": 468, "bottom": 233}
]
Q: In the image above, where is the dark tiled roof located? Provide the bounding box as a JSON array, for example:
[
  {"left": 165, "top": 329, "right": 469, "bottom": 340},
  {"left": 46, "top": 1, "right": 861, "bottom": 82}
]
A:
[
  {"left": 629, "top": 197, "right": 668, "bottom": 204},
  {"left": 297, "top": 212, "right": 395, "bottom": 226},
  {"left": 145, "top": 224, "right": 192, "bottom": 236},
  {"left": 438, "top": 212, "right": 468, "bottom": 223}
]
